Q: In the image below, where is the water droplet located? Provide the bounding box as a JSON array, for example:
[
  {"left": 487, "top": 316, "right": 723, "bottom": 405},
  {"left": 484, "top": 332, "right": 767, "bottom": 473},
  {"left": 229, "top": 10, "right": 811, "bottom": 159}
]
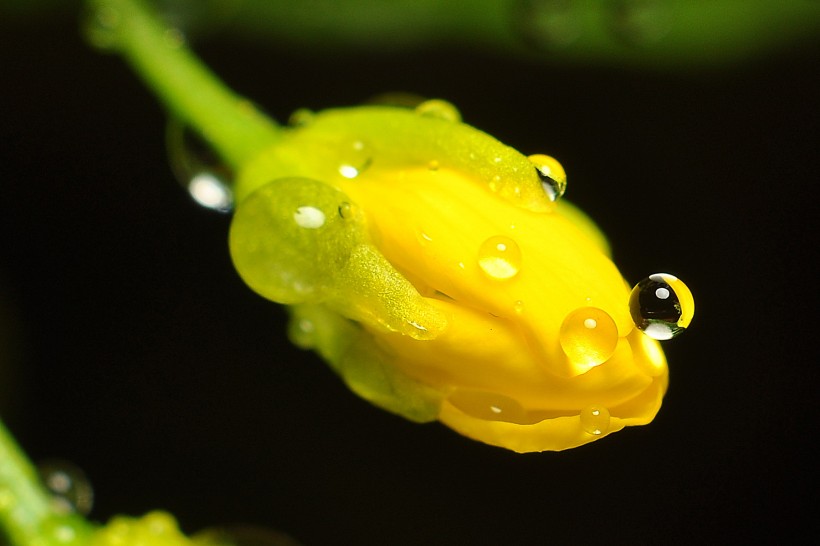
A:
[
  {"left": 83, "top": 4, "right": 122, "bottom": 50},
  {"left": 293, "top": 206, "right": 326, "bottom": 229},
  {"left": 288, "top": 317, "right": 316, "bottom": 349},
  {"left": 166, "top": 118, "right": 233, "bottom": 212},
  {"left": 337, "top": 201, "right": 357, "bottom": 220},
  {"left": 559, "top": 307, "right": 619, "bottom": 370},
  {"left": 427, "top": 160, "right": 440, "bottom": 171},
  {"left": 288, "top": 108, "right": 315, "bottom": 127},
  {"left": 630, "top": 273, "right": 694, "bottom": 340},
  {"left": 338, "top": 141, "right": 372, "bottom": 179},
  {"left": 163, "top": 28, "right": 186, "bottom": 49},
  {"left": 513, "top": 0, "right": 580, "bottom": 51},
  {"left": 38, "top": 460, "right": 94, "bottom": 516},
  {"left": 580, "top": 405, "right": 611, "bottom": 435},
  {"left": 478, "top": 236, "right": 522, "bottom": 280},
  {"left": 514, "top": 300, "right": 525, "bottom": 315},
  {"left": 143, "top": 511, "right": 177, "bottom": 535},
  {"left": 448, "top": 390, "right": 526, "bottom": 423},
  {"left": 414, "top": 99, "right": 462, "bottom": 122},
  {"left": 608, "top": 0, "right": 671, "bottom": 46},
  {"left": 195, "top": 525, "right": 303, "bottom": 546},
  {"left": 528, "top": 154, "right": 566, "bottom": 201}
]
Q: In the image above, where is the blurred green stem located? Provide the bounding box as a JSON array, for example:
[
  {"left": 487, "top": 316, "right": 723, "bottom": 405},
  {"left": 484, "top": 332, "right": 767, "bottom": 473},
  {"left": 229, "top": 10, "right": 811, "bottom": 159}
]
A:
[
  {"left": 88, "top": 0, "right": 281, "bottom": 170},
  {"left": 0, "top": 420, "right": 92, "bottom": 546}
]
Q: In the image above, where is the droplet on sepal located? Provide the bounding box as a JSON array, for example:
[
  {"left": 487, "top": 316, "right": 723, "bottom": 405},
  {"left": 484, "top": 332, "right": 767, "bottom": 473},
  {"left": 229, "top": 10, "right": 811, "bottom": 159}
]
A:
[
  {"left": 338, "top": 140, "right": 372, "bottom": 179},
  {"left": 528, "top": 154, "right": 566, "bottom": 202},
  {"left": 166, "top": 118, "right": 233, "bottom": 212},
  {"left": 414, "top": 99, "right": 462, "bottom": 122}
]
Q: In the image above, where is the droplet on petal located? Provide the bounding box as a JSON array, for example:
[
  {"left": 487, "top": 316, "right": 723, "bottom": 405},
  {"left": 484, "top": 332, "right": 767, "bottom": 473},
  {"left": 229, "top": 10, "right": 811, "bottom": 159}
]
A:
[
  {"left": 580, "top": 405, "right": 611, "bottom": 435},
  {"left": 478, "top": 236, "right": 522, "bottom": 280},
  {"left": 559, "top": 307, "right": 619, "bottom": 370}
]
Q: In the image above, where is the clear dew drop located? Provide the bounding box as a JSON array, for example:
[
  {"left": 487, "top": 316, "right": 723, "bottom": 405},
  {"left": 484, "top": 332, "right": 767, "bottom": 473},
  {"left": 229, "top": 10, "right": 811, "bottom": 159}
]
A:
[
  {"left": 37, "top": 460, "right": 94, "bottom": 516},
  {"left": 630, "top": 273, "right": 694, "bottom": 340},
  {"left": 288, "top": 317, "right": 316, "bottom": 349},
  {"left": 448, "top": 389, "right": 527, "bottom": 423},
  {"left": 559, "top": 307, "right": 619, "bottom": 369},
  {"left": 608, "top": 0, "right": 671, "bottom": 46},
  {"left": 427, "top": 159, "right": 440, "bottom": 171},
  {"left": 82, "top": 4, "right": 122, "bottom": 50},
  {"left": 194, "top": 525, "right": 303, "bottom": 546},
  {"left": 528, "top": 154, "right": 567, "bottom": 202},
  {"left": 414, "top": 99, "right": 462, "bottom": 122},
  {"left": 166, "top": 118, "right": 233, "bottom": 212},
  {"left": 513, "top": 300, "right": 525, "bottom": 315},
  {"left": 478, "top": 236, "right": 522, "bottom": 280},
  {"left": 288, "top": 108, "right": 315, "bottom": 127},
  {"left": 513, "top": 0, "right": 581, "bottom": 51},
  {"left": 580, "top": 405, "right": 611, "bottom": 435},
  {"left": 338, "top": 140, "right": 372, "bottom": 179}
]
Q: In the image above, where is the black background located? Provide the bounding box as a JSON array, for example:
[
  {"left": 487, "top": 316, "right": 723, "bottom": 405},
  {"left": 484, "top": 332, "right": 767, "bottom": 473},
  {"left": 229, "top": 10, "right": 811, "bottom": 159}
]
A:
[{"left": 1, "top": 5, "right": 818, "bottom": 545}]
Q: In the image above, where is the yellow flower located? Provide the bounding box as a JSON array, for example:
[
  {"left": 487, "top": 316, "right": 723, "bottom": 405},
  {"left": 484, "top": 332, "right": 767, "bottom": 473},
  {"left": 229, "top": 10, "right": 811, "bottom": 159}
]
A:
[{"left": 229, "top": 102, "right": 692, "bottom": 452}]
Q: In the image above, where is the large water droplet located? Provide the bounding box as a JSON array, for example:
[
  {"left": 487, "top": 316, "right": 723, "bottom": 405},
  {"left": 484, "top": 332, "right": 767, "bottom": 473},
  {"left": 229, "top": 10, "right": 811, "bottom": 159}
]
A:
[
  {"left": 338, "top": 140, "right": 372, "bottom": 179},
  {"left": 629, "top": 273, "right": 693, "bottom": 340},
  {"left": 448, "top": 389, "right": 527, "bottom": 423},
  {"left": 414, "top": 99, "right": 462, "bottom": 122},
  {"left": 528, "top": 154, "right": 566, "bottom": 202},
  {"left": 478, "top": 236, "right": 522, "bottom": 280},
  {"left": 513, "top": 0, "right": 580, "bottom": 51},
  {"left": 38, "top": 460, "right": 94, "bottom": 516},
  {"left": 559, "top": 307, "right": 619, "bottom": 370},
  {"left": 580, "top": 405, "right": 611, "bottom": 435},
  {"left": 166, "top": 118, "right": 233, "bottom": 212}
]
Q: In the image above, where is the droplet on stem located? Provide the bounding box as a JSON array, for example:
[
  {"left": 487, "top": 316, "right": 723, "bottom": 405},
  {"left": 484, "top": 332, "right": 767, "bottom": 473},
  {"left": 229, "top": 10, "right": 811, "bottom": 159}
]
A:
[{"left": 166, "top": 118, "right": 233, "bottom": 212}]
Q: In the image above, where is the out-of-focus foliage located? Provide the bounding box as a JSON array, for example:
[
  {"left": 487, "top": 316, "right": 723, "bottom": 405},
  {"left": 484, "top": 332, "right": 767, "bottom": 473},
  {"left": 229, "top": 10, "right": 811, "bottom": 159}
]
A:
[{"left": 3, "top": 0, "right": 819, "bottom": 67}]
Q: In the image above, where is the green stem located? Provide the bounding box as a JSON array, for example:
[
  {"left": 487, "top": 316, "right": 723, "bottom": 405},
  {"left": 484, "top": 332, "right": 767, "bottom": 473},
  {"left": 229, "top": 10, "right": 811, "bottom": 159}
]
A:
[
  {"left": 88, "top": 0, "right": 282, "bottom": 170},
  {"left": 0, "top": 420, "right": 93, "bottom": 546}
]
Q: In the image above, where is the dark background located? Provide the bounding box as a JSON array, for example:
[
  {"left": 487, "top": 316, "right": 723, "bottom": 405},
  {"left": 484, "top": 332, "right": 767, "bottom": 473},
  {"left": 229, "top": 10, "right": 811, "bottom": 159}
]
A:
[{"left": 1, "top": 5, "right": 818, "bottom": 545}]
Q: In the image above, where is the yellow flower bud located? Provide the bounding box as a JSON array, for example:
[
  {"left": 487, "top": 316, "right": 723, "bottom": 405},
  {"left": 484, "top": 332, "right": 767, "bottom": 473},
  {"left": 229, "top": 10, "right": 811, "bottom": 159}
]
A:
[{"left": 230, "top": 104, "right": 690, "bottom": 452}]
